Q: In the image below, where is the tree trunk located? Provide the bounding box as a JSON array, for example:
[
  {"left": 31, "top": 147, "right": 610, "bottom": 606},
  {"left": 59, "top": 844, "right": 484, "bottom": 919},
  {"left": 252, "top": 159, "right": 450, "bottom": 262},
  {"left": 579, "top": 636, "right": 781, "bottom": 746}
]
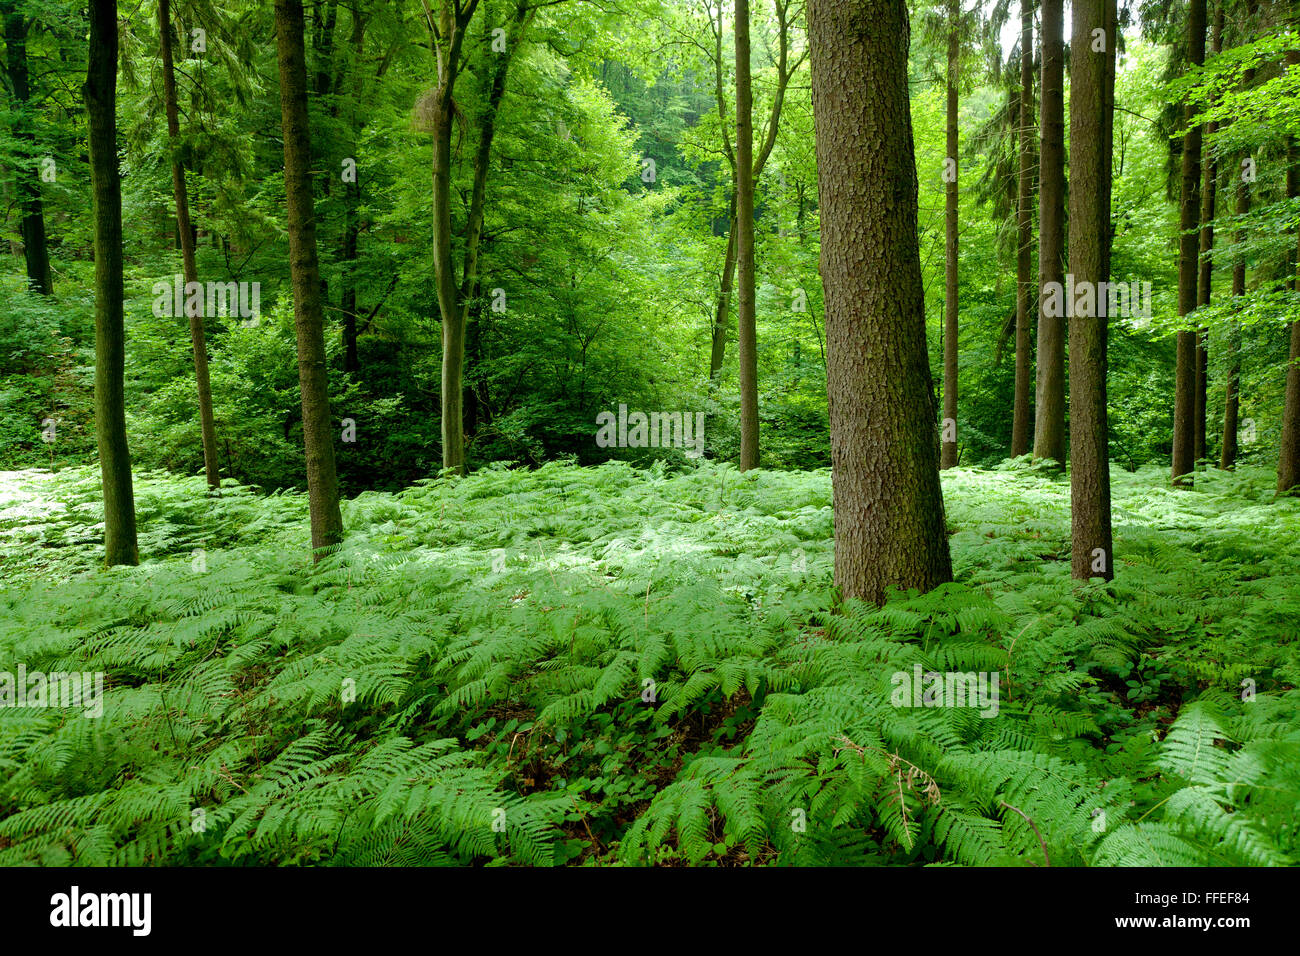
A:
[
  {"left": 1172, "top": 0, "right": 1206, "bottom": 486},
  {"left": 1277, "top": 48, "right": 1300, "bottom": 495},
  {"left": 941, "top": 5, "right": 959, "bottom": 470},
  {"left": 275, "top": 0, "right": 344, "bottom": 557},
  {"left": 86, "top": 0, "right": 138, "bottom": 567},
  {"left": 709, "top": 200, "right": 738, "bottom": 382},
  {"left": 1195, "top": 5, "right": 1223, "bottom": 466},
  {"left": 1033, "top": 0, "right": 1065, "bottom": 466},
  {"left": 735, "top": 0, "right": 759, "bottom": 471},
  {"left": 1067, "top": 0, "right": 1113, "bottom": 581},
  {"left": 339, "top": 4, "right": 365, "bottom": 375},
  {"left": 428, "top": 1, "right": 482, "bottom": 475},
  {"left": 159, "top": 0, "right": 220, "bottom": 490},
  {"left": 3, "top": 4, "right": 53, "bottom": 294},
  {"left": 1219, "top": 155, "right": 1247, "bottom": 470},
  {"left": 808, "top": 0, "right": 953, "bottom": 604},
  {"left": 1220, "top": 49, "right": 1258, "bottom": 472},
  {"left": 1011, "top": 0, "right": 1036, "bottom": 458},
  {"left": 709, "top": 0, "right": 794, "bottom": 385}
]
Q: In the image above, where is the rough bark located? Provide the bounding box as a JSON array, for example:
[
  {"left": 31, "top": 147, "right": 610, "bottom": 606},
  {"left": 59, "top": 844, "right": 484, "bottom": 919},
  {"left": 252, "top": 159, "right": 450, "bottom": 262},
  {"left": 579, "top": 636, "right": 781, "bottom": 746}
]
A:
[
  {"left": 941, "top": 3, "right": 959, "bottom": 470},
  {"left": 1011, "top": 0, "right": 1036, "bottom": 458},
  {"left": 1067, "top": 0, "right": 1113, "bottom": 581},
  {"left": 1172, "top": 0, "right": 1206, "bottom": 486},
  {"left": 86, "top": 0, "right": 138, "bottom": 567},
  {"left": 275, "top": 0, "right": 344, "bottom": 557},
  {"left": 159, "top": 0, "right": 220, "bottom": 490},
  {"left": 736, "top": 0, "right": 759, "bottom": 470},
  {"left": 3, "top": 3, "right": 53, "bottom": 294},
  {"left": 1033, "top": 0, "right": 1065, "bottom": 466},
  {"left": 808, "top": 0, "right": 953, "bottom": 604}
]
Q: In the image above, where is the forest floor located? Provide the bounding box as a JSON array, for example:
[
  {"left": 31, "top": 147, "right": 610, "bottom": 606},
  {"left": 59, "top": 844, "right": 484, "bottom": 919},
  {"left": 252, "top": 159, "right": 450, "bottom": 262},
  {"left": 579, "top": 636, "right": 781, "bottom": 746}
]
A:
[{"left": 0, "top": 460, "right": 1297, "bottom": 865}]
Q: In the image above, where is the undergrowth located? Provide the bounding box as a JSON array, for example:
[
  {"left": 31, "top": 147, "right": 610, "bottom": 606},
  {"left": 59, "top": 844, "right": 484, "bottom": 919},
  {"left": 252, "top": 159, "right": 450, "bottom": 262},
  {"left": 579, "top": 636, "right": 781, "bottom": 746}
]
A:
[{"left": 0, "top": 460, "right": 1297, "bottom": 866}]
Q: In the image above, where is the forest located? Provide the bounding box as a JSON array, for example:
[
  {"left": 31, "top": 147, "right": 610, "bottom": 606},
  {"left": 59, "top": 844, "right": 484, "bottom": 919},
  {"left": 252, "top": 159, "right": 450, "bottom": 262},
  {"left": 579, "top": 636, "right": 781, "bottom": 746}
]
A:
[{"left": 0, "top": 0, "right": 1297, "bottom": 876}]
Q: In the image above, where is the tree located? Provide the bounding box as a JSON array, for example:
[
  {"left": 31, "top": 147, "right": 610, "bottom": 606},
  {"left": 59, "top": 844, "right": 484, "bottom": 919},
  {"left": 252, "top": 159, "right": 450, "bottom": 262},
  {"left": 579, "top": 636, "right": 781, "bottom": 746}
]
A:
[
  {"left": 1219, "top": 3, "right": 1259, "bottom": 472},
  {"left": 158, "top": 0, "right": 220, "bottom": 490},
  {"left": 1172, "top": 0, "right": 1206, "bottom": 486},
  {"left": 735, "top": 0, "right": 758, "bottom": 470},
  {"left": 1195, "top": 3, "right": 1223, "bottom": 466},
  {"left": 1032, "top": 0, "right": 1065, "bottom": 465},
  {"left": 86, "top": 0, "right": 138, "bottom": 567},
  {"left": 700, "top": 0, "right": 802, "bottom": 465},
  {"left": 808, "top": 0, "right": 953, "bottom": 604},
  {"left": 940, "top": 0, "right": 960, "bottom": 470},
  {"left": 275, "top": 0, "right": 344, "bottom": 557},
  {"left": 1276, "top": 47, "right": 1300, "bottom": 495},
  {"left": 425, "top": 0, "right": 537, "bottom": 475},
  {"left": 1010, "top": 0, "right": 1036, "bottom": 458},
  {"left": 2, "top": 0, "right": 53, "bottom": 294},
  {"left": 1067, "top": 0, "right": 1114, "bottom": 581}
]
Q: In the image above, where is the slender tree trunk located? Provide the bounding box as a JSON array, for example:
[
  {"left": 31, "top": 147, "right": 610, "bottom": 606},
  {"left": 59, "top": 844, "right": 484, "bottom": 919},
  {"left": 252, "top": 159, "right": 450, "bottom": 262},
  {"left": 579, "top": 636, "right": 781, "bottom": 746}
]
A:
[
  {"left": 941, "top": 5, "right": 959, "bottom": 470},
  {"left": 1100, "top": 0, "right": 1116, "bottom": 279},
  {"left": 275, "top": 0, "right": 343, "bottom": 557},
  {"left": 86, "top": 0, "right": 138, "bottom": 567},
  {"left": 735, "top": 0, "right": 759, "bottom": 470},
  {"left": 429, "top": 1, "right": 478, "bottom": 475},
  {"left": 1220, "top": 52, "right": 1258, "bottom": 471},
  {"left": 1219, "top": 159, "right": 1247, "bottom": 470},
  {"left": 1277, "top": 48, "right": 1300, "bottom": 495},
  {"left": 3, "top": 4, "right": 53, "bottom": 294},
  {"left": 1068, "top": 0, "right": 1113, "bottom": 581},
  {"left": 1173, "top": 0, "right": 1206, "bottom": 486},
  {"left": 1195, "top": 5, "right": 1223, "bottom": 466},
  {"left": 339, "top": 4, "right": 365, "bottom": 375},
  {"left": 1011, "top": 0, "right": 1036, "bottom": 457},
  {"left": 1033, "top": 0, "right": 1065, "bottom": 466},
  {"left": 709, "top": 199, "right": 739, "bottom": 382},
  {"left": 808, "top": 0, "right": 953, "bottom": 604},
  {"left": 159, "top": 0, "right": 220, "bottom": 490},
  {"left": 709, "top": 0, "right": 794, "bottom": 385}
]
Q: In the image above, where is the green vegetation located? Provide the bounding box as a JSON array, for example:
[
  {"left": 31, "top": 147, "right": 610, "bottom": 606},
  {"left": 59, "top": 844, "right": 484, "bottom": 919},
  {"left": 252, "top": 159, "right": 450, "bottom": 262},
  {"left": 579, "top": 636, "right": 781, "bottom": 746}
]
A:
[
  {"left": 2, "top": 0, "right": 1299, "bottom": 871},
  {"left": 2, "top": 462, "right": 1296, "bottom": 865}
]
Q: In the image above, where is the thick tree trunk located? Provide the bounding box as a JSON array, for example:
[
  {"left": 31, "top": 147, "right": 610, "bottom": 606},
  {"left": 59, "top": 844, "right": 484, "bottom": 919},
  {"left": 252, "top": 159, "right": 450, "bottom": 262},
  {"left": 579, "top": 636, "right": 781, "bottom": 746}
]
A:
[
  {"left": 808, "top": 0, "right": 953, "bottom": 604},
  {"left": 3, "top": 5, "right": 53, "bottom": 294},
  {"left": 159, "top": 0, "right": 220, "bottom": 490},
  {"left": 1068, "top": 0, "right": 1113, "bottom": 581},
  {"left": 1011, "top": 0, "right": 1036, "bottom": 458},
  {"left": 735, "top": 0, "right": 759, "bottom": 470},
  {"left": 275, "top": 0, "right": 344, "bottom": 557},
  {"left": 941, "top": 8, "right": 959, "bottom": 470},
  {"left": 1195, "top": 6, "right": 1223, "bottom": 466},
  {"left": 1172, "top": 0, "right": 1206, "bottom": 486},
  {"left": 1277, "top": 49, "right": 1300, "bottom": 495},
  {"left": 1033, "top": 0, "right": 1065, "bottom": 466},
  {"left": 86, "top": 0, "right": 138, "bottom": 567}
]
